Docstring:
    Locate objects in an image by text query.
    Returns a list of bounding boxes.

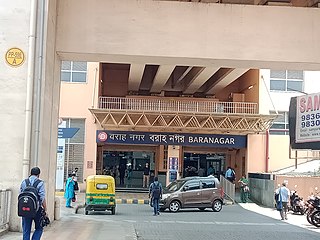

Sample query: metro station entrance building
[2,0,320,230]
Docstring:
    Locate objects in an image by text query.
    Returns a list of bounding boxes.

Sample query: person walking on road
[64,174,75,208]
[276,182,290,220]
[149,177,162,216]
[20,167,47,240]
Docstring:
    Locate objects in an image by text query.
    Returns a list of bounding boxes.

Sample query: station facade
[59,62,320,189]
[1,0,320,230]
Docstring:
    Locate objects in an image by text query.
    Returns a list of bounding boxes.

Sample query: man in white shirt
[276,182,290,220]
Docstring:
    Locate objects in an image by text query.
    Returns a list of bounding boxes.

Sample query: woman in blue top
[64,174,75,208]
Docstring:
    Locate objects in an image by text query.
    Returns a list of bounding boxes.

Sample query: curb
[116,199,149,204]
[56,192,150,204]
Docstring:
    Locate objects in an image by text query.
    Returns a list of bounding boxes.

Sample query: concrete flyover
[56,0,320,70]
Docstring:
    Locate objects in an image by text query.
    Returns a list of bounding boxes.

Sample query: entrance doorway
[102,151,155,188]
[183,153,226,178]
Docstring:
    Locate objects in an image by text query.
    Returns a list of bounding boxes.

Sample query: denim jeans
[153,198,160,215]
[22,208,43,240]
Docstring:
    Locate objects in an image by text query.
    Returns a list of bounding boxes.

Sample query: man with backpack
[148,177,162,216]
[18,167,47,240]
[225,166,236,183]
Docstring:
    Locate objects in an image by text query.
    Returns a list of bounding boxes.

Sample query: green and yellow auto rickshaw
[84,175,116,215]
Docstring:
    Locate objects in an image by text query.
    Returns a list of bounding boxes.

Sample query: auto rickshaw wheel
[111,208,115,215]
[85,210,89,215]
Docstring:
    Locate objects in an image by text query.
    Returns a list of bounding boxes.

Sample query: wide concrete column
[0,0,59,231]
[0,0,32,231]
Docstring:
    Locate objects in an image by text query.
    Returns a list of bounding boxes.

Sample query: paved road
[1,203,320,240]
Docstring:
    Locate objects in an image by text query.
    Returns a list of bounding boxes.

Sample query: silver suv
[160,176,223,213]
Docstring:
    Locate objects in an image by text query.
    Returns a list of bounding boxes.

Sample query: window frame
[184,180,200,191]
[270,70,304,92]
[61,61,88,83]
[201,179,216,189]
[270,111,289,135]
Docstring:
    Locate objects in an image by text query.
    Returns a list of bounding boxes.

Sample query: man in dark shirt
[143,163,150,188]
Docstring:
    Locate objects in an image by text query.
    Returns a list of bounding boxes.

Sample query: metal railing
[220,175,235,203]
[0,189,11,232]
[99,97,258,114]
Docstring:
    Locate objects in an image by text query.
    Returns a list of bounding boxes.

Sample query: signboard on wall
[96,130,247,148]
[296,93,320,143]
[169,157,178,171]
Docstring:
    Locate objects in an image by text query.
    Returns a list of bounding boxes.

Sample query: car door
[201,178,217,207]
[181,180,201,208]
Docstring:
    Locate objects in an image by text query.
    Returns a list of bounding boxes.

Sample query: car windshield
[164,180,185,193]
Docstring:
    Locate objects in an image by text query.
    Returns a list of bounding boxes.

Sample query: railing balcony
[98,97,258,115]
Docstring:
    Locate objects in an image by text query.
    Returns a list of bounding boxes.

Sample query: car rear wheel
[169,200,180,213]
[212,200,222,212]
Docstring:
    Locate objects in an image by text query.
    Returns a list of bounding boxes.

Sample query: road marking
[70,214,287,226]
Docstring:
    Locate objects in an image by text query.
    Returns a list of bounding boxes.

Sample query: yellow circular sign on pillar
[5,47,25,67]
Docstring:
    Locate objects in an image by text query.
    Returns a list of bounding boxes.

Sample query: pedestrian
[225,166,235,183]
[207,165,214,176]
[19,167,47,240]
[119,163,126,185]
[143,162,150,188]
[238,175,249,203]
[126,165,132,188]
[64,174,75,208]
[275,182,290,220]
[197,167,205,177]
[149,177,162,216]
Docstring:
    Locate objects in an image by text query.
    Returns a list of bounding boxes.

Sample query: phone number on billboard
[301,113,320,128]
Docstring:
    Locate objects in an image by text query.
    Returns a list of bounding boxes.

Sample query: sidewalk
[239,202,320,233]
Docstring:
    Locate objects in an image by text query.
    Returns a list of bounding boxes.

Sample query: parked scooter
[306,191,320,226]
[310,209,320,227]
[290,190,306,215]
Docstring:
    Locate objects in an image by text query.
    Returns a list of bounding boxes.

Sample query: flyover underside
[90,109,276,134]
[57,0,320,70]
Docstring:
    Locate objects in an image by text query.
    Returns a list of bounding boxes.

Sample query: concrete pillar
[0,0,59,231]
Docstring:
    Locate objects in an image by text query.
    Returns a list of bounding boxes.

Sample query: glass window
[201,179,215,189]
[270,70,304,92]
[73,62,87,71]
[69,119,86,143]
[61,61,87,83]
[96,183,108,190]
[270,70,286,79]
[287,70,303,80]
[270,111,289,135]
[270,80,286,91]
[185,180,200,191]
[72,72,87,83]
[271,123,285,129]
[63,118,86,182]
[61,61,71,70]
[166,180,185,192]
[61,72,71,82]
[287,81,303,92]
